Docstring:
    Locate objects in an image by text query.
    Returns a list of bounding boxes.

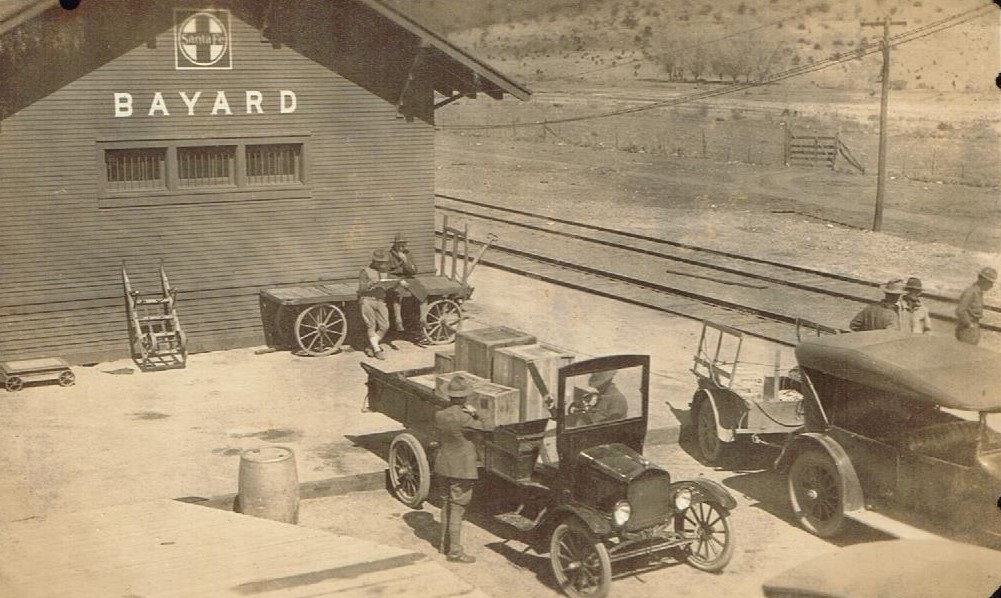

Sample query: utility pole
[862,17,906,232]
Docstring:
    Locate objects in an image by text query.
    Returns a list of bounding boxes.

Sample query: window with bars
[177,145,236,188]
[246,143,303,185]
[105,148,166,191]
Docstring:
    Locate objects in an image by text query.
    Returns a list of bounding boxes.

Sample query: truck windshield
[564,365,643,429]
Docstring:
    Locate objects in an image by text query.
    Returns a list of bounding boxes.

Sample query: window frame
[97,136,310,208]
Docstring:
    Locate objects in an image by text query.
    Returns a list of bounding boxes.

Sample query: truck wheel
[388,433,430,508]
[696,398,725,464]
[788,449,845,537]
[549,520,611,598]
[674,501,735,572]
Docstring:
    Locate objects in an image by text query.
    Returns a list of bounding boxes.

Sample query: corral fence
[784,129,864,173]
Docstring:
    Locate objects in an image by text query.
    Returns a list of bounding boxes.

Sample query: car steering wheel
[568,393,596,415]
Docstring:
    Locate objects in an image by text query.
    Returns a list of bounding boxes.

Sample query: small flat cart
[363,354,738,598]
[260,274,471,356]
[1,358,75,392]
[689,320,805,465]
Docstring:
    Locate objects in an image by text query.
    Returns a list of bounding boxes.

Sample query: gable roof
[0,0,529,121]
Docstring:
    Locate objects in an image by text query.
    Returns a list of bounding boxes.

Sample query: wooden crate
[453,327,536,379]
[434,371,491,399]
[408,373,438,391]
[492,343,575,422]
[434,371,518,431]
[484,420,548,482]
[434,351,454,374]
[467,382,520,431]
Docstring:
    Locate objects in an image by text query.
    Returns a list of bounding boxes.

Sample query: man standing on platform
[849,279,905,332]
[434,375,484,564]
[901,277,932,334]
[955,267,997,345]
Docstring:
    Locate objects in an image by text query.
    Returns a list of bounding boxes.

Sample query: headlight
[674,488,693,511]
[613,500,631,526]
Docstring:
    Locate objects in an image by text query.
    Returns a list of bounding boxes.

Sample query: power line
[438,4,995,131]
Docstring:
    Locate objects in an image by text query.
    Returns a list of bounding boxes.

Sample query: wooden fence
[784,130,864,173]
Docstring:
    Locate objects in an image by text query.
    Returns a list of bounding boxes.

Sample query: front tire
[549,520,612,598]
[788,449,845,538]
[388,433,430,508]
[674,501,735,572]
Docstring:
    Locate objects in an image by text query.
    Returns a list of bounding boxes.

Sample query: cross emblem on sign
[175,10,231,69]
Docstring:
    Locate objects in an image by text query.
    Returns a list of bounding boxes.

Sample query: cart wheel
[58,370,76,387]
[788,449,845,538]
[5,376,23,392]
[696,398,725,465]
[388,433,430,508]
[422,299,462,345]
[294,303,347,356]
[674,501,735,572]
[549,520,612,598]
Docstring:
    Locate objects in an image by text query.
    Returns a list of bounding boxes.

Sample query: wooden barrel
[237,446,299,524]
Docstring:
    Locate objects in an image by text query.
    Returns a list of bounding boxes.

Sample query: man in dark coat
[956,266,997,345]
[434,375,484,563]
[587,370,628,423]
[849,278,904,332]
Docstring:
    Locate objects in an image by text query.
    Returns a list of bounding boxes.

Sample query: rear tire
[788,449,845,538]
[388,433,430,508]
[696,398,725,464]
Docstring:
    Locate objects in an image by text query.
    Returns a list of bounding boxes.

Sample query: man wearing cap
[358,249,407,359]
[849,278,905,332]
[434,375,484,564]
[955,267,997,345]
[586,370,628,424]
[386,233,423,337]
[901,277,932,334]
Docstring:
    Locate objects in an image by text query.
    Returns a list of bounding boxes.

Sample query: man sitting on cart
[359,249,408,360]
[386,233,429,344]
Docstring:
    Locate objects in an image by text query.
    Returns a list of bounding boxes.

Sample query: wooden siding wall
[0,14,436,364]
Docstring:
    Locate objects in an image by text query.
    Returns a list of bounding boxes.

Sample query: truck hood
[577,443,664,482]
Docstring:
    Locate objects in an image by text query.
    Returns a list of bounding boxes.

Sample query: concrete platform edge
[183,424,683,510]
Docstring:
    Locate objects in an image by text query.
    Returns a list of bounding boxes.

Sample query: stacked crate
[434,351,454,374]
[453,327,536,379]
[434,371,519,431]
[492,343,575,422]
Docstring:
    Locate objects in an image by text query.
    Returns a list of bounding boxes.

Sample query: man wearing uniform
[358,249,407,360]
[955,267,997,345]
[386,233,424,339]
[434,375,484,564]
[901,277,932,334]
[849,278,905,332]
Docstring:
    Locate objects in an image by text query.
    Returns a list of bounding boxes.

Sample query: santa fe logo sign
[175,9,232,70]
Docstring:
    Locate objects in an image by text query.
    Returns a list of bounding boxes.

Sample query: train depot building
[0,0,528,364]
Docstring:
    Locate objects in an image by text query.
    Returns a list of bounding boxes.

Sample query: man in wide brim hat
[850,278,905,332]
[357,249,405,359]
[386,232,420,336]
[956,267,997,345]
[901,277,932,334]
[433,375,484,564]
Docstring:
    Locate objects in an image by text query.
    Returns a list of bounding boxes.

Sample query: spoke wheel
[5,376,23,392]
[549,521,611,598]
[788,450,845,538]
[422,299,462,345]
[388,433,430,508]
[58,370,76,387]
[674,501,735,572]
[294,304,347,356]
[696,398,725,465]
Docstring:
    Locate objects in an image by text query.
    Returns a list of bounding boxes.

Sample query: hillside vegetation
[392,0,996,92]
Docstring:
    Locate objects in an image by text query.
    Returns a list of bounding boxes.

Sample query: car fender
[670,478,737,511]
[774,433,865,513]
[545,504,613,539]
[693,389,735,443]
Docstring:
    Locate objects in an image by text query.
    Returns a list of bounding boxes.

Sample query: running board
[845,510,940,540]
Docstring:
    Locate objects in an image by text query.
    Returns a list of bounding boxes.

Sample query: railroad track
[434,193,1000,348]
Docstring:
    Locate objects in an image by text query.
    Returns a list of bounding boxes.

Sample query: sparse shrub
[731,108,744,120]
[797,22,806,30]
[813,43,822,50]
[936,121,954,131]
[890,80,907,91]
